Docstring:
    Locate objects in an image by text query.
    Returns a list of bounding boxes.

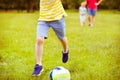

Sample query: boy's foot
[62,51,69,63]
[88,23,91,26]
[32,64,43,76]
[88,23,93,27]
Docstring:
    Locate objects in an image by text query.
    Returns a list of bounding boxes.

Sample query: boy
[86,0,102,26]
[32,0,69,76]
[79,1,87,26]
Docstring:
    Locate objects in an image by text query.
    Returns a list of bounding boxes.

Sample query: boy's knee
[36,37,44,45]
[60,37,67,42]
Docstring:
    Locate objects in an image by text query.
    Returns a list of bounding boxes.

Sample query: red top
[86,0,100,9]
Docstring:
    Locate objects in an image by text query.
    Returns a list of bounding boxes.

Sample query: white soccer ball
[49,66,70,80]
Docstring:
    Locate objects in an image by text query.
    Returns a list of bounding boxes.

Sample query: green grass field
[0,10,120,80]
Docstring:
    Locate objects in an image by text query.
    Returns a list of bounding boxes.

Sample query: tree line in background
[0,0,120,12]
[0,0,39,12]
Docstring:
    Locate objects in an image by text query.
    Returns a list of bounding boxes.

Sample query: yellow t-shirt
[39,0,67,21]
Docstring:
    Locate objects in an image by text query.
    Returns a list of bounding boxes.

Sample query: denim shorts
[37,17,66,39]
[88,8,97,16]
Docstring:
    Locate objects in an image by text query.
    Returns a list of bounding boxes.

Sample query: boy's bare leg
[91,16,95,26]
[36,37,44,65]
[32,36,44,76]
[88,15,91,26]
[60,37,69,63]
[81,22,84,26]
[60,37,68,52]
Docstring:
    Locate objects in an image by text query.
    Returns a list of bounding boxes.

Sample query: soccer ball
[49,66,70,80]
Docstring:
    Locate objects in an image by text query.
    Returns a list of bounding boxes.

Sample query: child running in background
[79,1,87,26]
[86,0,102,26]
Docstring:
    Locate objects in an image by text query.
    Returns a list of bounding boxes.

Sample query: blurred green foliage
[0,0,120,12]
